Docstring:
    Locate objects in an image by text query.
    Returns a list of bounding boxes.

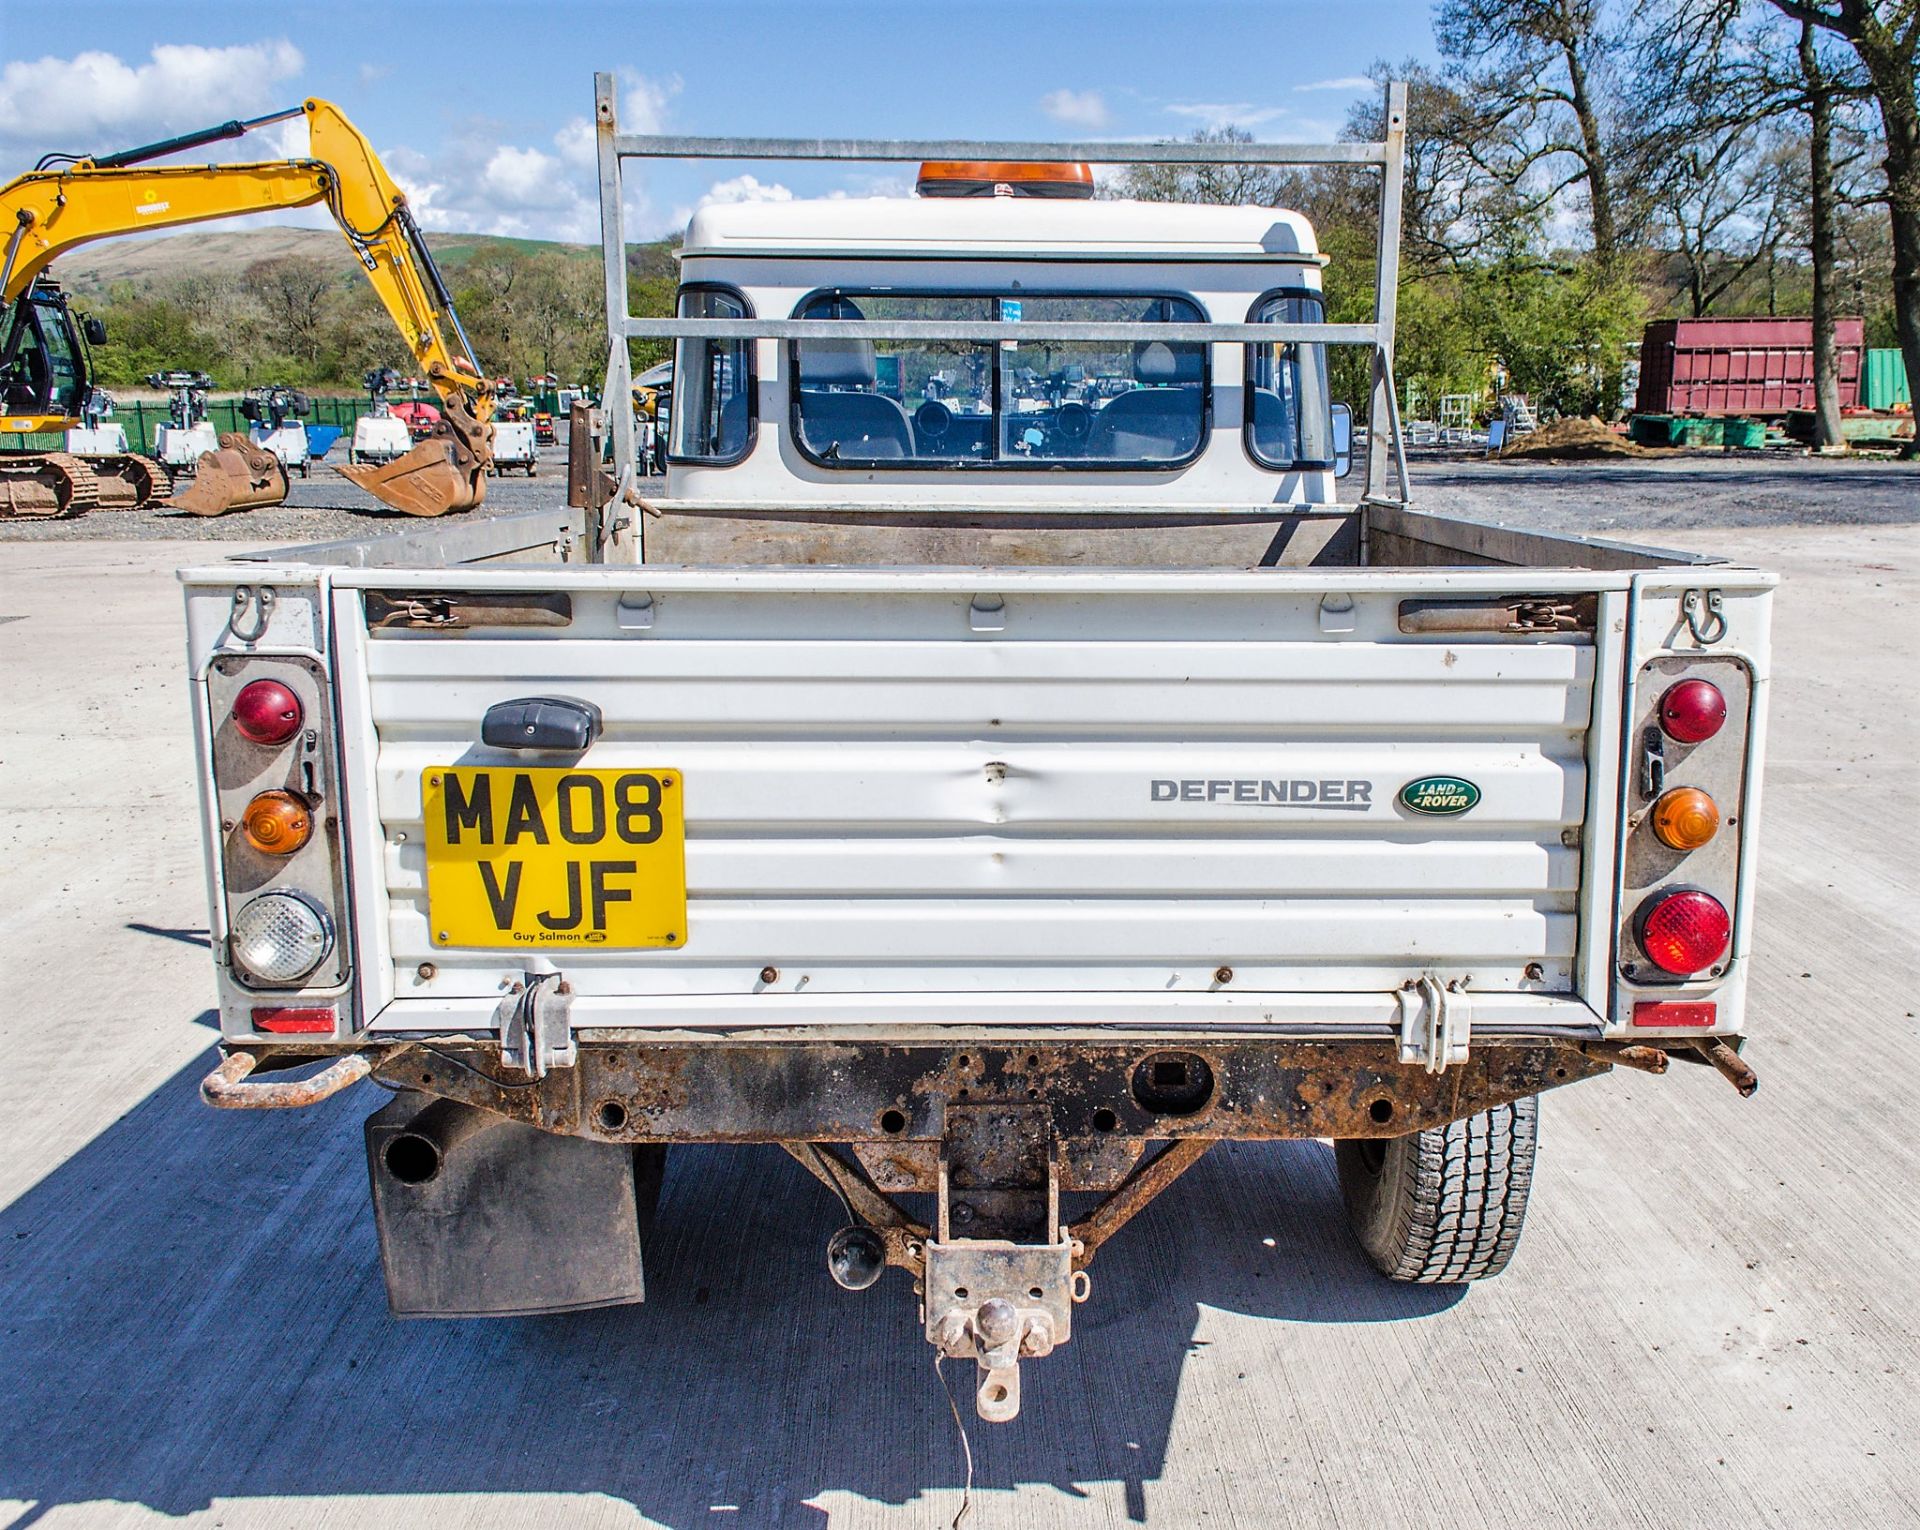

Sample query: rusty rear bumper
[207,1036,1630,1178]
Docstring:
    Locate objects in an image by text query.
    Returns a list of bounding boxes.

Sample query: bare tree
[1112,126,1304,207]
[1800,21,1851,447]
[1765,0,1920,454]
[522,252,601,380]
[1342,61,1536,276]
[1435,0,1647,262]
[241,256,338,368]
[1653,123,1801,315]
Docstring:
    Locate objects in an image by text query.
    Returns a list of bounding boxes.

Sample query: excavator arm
[1,100,494,516]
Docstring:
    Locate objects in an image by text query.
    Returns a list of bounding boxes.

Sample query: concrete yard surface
[1,513,1918,1528]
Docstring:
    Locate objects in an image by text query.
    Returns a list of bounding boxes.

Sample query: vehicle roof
[680,196,1321,261]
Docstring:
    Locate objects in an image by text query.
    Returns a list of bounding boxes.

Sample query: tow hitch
[921,1109,1084,1422]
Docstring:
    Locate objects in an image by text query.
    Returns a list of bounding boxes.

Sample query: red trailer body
[1635,317,1865,416]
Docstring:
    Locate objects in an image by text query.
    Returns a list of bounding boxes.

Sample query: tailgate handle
[482,696,603,752]
[366,591,572,629]
[1398,595,1596,634]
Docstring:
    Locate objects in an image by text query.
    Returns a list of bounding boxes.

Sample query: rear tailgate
[325,567,1630,1036]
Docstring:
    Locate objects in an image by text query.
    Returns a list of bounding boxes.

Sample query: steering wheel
[914,398,953,444]
[1053,400,1091,446]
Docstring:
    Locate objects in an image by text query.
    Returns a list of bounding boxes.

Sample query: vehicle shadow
[0,1050,1462,1527]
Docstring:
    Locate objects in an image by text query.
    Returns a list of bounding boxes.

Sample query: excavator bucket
[163,434,290,516]
[334,433,489,517]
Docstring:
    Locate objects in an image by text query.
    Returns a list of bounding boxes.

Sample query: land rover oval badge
[1399,775,1481,816]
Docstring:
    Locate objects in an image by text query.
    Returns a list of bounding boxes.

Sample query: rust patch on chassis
[347,1038,1609,1190]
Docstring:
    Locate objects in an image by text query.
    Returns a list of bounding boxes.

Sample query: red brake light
[1658,679,1726,744]
[231,678,303,745]
[1636,888,1731,976]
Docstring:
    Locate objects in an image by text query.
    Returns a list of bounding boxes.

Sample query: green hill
[50,227,606,295]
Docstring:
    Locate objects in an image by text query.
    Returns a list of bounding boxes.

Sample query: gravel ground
[0,440,580,543]
[1416,453,1920,534]
[1,443,1913,545]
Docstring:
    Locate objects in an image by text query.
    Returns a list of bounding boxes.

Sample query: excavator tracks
[0,452,170,517]
[0,453,103,518]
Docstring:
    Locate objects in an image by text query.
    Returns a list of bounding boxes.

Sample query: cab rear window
[791,292,1208,470]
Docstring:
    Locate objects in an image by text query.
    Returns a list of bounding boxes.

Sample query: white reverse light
[230,890,334,985]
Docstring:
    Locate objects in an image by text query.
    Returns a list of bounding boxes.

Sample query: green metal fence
[1,395,387,454]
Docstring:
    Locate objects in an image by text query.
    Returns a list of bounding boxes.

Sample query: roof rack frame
[592,72,1408,513]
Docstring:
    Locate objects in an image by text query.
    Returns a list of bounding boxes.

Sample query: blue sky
[1,1,1440,243]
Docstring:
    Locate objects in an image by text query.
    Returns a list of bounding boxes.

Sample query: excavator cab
[0,283,89,418]
[0,285,166,517]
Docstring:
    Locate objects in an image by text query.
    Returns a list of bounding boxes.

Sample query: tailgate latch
[497,969,575,1077]
[1398,974,1472,1073]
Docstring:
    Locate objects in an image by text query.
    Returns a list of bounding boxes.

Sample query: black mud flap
[366,1092,647,1317]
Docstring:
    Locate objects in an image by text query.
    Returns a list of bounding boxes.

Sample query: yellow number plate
[422,767,685,949]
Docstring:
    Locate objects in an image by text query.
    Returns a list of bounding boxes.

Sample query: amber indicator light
[239,790,313,856]
[916,161,1096,198]
[1650,786,1721,851]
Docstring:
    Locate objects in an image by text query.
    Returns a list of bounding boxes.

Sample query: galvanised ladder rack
[590,71,1410,515]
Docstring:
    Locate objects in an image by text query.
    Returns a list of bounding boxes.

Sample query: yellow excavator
[0,99,493,517]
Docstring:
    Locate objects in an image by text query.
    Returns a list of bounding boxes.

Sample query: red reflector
[1636,888,1732,976]
[231,678,304,745]
[251,1006,336,1034]
[1632,1000,1717,1028]
[1658,678,1726,744]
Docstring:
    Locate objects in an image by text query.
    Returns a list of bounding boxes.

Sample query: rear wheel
[1334,1096,1538,1282]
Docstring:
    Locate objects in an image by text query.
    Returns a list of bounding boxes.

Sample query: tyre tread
[1340,1096,1538,1284]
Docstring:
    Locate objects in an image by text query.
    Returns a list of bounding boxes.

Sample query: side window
[1246,291,1332,469]
[670,287,754,463]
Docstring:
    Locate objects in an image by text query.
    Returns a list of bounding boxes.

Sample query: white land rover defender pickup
[185,78,1771,1423]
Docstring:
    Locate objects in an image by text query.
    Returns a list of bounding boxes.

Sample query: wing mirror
[83,317,108,345]
[1331,402,1353,479]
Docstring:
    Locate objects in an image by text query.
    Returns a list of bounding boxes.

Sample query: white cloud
[0,42,681,246]
[397,130,603,240]
[1164,102,1291,131]
[613,70,681,135]
[1041,89,1111,129]
[826,171,915,200]
[0,41,303,152]
[1295,76,1374,93]
[480,145,581,211]
[387,72,678,242]
[668,174,795,231]
[700,174,793,207]
[553,117,597,169]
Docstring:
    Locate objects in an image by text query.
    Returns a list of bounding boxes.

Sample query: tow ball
[923,1230,1085,1422]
